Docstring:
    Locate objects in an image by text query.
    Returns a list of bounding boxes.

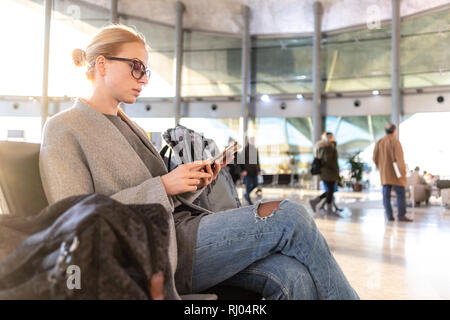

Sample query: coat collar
[73,98,162,160]
[72,98,210,214]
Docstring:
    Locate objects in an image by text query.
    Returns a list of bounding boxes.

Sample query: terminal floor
[237,186,450,300]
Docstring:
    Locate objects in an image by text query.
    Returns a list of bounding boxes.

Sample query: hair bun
[72,48,87,67]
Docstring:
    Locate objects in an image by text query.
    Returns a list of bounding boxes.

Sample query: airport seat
[437,180,450,207]
[261,174,275,185]
[0,141,260,300]
[409,184,429,206]
[277,174,291,186]
[437,180,450,190]
[0,141,48,216]
[292,174,299,186]
[441,189,450,207]
[390,184,429,207]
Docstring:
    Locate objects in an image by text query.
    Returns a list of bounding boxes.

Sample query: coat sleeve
[373,141,379,168]
[394,140,407,177]
[176,185,206,203]
[110,177,175,213]
[39,120,95,205]
[335,148,340,172]
[39,119,175,213]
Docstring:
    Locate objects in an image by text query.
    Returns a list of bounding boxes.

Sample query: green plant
[348,151,364,182]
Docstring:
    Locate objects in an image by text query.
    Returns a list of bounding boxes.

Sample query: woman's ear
[94,55,107,77]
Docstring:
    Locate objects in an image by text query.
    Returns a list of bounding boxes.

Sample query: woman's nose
[139,75,149,86]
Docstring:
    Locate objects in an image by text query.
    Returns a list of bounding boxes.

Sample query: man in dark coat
[240,137,261,205]
[226,138,242,186]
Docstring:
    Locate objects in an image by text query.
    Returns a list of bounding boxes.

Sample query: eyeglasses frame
[103,56,151,80]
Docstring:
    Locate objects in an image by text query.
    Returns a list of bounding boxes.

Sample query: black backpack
[310,157,322,175]
[160,125,242,212]
[0,194,179,299]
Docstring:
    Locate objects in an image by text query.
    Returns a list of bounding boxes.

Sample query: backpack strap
[160,144,169,158]
[190,139,195,162]
[160,145,173,172]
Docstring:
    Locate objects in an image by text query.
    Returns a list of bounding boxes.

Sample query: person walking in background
[240,137,261,205]
[318,141,344,213]
[373,123,413,222]
[226,137,242,186]
[309,132,340,216]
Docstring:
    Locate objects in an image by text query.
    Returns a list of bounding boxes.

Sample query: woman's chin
[122,96,137,104]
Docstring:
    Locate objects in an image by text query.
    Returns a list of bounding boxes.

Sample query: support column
[241,5,250,146]
[312,1,323,144]
[111,0,119,24]
[174,1,185,126]
[312,2,323,191]
[391,0,401,136]
[41,0,52,131]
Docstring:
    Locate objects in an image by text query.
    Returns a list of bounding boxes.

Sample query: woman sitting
[39,24,359,300]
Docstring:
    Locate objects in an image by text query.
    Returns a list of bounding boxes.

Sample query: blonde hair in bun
[71,24,148,81]
[72,48,87,67]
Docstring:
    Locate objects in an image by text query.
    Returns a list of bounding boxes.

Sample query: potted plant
[348,151,364,192]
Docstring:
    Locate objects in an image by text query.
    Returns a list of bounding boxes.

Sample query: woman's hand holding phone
[161,144,237,195]
[197,155,233,188]
[161,160,213,195]
[197,161,219,188]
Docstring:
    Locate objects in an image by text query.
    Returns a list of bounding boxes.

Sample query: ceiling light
[261,94,271,103]
[372,90,380,95]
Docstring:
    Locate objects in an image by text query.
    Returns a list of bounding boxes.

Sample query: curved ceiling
[85,0,450,34]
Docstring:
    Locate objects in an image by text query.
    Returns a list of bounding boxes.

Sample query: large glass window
[252,37,313,95]
[399,112,450,179]
[179,118,241,151]
[0,0,44,96]
[252,117,313,176]
[401,8,450,88]
[182,32,242,97]
[322,26,392,92]
[49,0,110,98]
[0,116,42,143]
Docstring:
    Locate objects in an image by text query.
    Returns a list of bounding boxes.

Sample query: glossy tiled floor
[238,186,450,300]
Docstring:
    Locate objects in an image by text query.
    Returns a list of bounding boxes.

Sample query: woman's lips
[132,89,141,96]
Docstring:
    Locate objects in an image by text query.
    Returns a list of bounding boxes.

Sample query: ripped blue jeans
[191,199,359,300]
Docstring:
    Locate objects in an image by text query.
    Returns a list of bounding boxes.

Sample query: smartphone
[205,141,242,170]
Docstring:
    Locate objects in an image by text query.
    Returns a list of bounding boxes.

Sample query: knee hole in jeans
[257,201,281,218]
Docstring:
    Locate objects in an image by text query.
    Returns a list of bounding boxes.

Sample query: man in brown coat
[373,123,413,222]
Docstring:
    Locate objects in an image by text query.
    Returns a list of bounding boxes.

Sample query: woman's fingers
[186,160,210,170]
[205,163,213,176]
[185,178,201,186]
[149,272,164,300]
[189,170,212,179]
[213,160,221,177]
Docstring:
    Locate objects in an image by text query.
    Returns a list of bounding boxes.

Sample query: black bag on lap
[0,194,178,299]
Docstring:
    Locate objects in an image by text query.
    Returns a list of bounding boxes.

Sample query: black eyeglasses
[104,56,151,80]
